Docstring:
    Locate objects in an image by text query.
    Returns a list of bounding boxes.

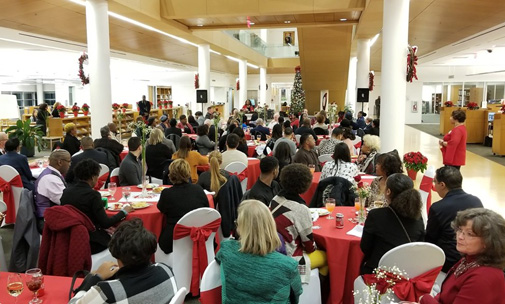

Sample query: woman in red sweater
[440,110,467,170]
[420,208,505,304]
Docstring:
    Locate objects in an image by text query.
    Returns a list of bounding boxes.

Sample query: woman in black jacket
[232,127,249,156]
[36,103,50,136]
[61,123,81,156]
[146,128,172,179]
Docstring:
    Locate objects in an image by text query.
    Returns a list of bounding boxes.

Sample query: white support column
[259,67,267,106]
[356,39,370,113]
[86,0,113,139]
[239,60,248,108]
[36,80,44,105]
[380,0,409,154]
[198,44,211,91]
[346,57,357,112]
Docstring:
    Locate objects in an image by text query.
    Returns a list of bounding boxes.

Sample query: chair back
[0,200,7,213]
[173,208,221,296]
[110,167,120,185]
[419,165,435,227]
[313,127,328,136]
[295,134,301,144]
[318,154,333,163]
[379,242,445,278]
[0,165,23,224]
[167,134,181,150]
[169,287,188,304]
[94,163,110,190]
[200,260,222,304]
[224,162,247,193]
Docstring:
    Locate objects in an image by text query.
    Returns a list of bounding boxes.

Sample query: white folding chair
[0,165,23,225]
[299,268,322,304]
[353,242,445,303]
[155,208,221,296]
[91,249,114,272]
[0,200,7,271]
[295,134,302,144]
[169,287,187,304]
[200,260,222,304]
[110,167,120,185]
[225,162,247,193]
[96,163,109,190]
[419,165,435,228]
[318,154,333,163]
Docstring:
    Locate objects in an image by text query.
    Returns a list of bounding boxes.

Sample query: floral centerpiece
[56,105,66,118]
[162,100,169,109]
[444,101,453,107]
[212,111,221,149]
[328,103,338,127]
[352,175,370,224]
[81,103,90,115]
[72,105,80,117]
[354,266,408,304]
[128,120,152,197]
[168,100,173,109]
[403,151,428,180]
[122,103,129,113]
[112,103,120,112]
[466,102,478,110]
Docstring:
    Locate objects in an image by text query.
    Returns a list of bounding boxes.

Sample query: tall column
[380,0,409,154]
[346,57,357,112]
[356,39,370,113]
[259,67,267,106]
[86,0,113,139]
[198,44,211,91]
[36,80,44,105]
[239,60,248,107]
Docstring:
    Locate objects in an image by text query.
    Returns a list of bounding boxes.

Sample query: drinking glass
[354,197,362,212]
[256,134,262,142]
[25,268,43,304]
[325,198,336,219]
[7,273,23,303]
[108,182,117,201]
[37,159,44,168]
[308,164,315,174]
[122,187,131,204]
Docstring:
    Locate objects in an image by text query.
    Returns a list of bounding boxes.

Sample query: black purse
[68,270,90,300]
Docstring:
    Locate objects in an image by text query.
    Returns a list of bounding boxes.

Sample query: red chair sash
[94,172,109,190]
[228,168,248,182]
[110,176,119,185]
[0,175,23,224]
[173,218,221,296]
[420,174,434,213]
[200,287,222,304]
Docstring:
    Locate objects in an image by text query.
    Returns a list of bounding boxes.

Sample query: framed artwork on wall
[283,31,295,46]
[412,100,418,113]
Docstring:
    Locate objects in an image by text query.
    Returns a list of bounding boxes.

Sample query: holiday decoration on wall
[406,45,418,82]
[369,71,375,91]
[236,80,240,91]
[290,66,306,116]
[78,52,89,85]
[194,73,199,89]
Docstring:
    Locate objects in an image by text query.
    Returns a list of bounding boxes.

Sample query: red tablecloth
[105,186,214,238]
[312,206,363,304]
[247,144,256,157]
[120,148,128,161]
[197,158,260,190]
[0,272,82,302]
[182,133,198,140]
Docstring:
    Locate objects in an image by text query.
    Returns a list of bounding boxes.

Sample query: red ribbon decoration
[173,218,221,296]
[94,172,109,190]
[227,168,248,182]
[363,266,442,302]
[0,175,23,224]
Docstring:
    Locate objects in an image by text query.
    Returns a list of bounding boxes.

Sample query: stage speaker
[196,90,208,103]
[357,88,370,103]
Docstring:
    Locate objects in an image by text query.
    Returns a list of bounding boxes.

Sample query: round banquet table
[316,135,329,145]
[312,206,364,304]
[182,133,198,140]
[104,186,214,238]
[0,272,82,302]
[196,158,260,190]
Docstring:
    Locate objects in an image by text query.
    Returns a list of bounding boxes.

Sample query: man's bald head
[108,122,117,133]
[80,136,94,150]
[49,149,71,175]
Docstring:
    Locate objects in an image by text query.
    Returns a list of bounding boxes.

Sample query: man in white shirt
[267,113,280,129]
[34,149,71,233]
[0,132,7,155]
[221,133,248,169]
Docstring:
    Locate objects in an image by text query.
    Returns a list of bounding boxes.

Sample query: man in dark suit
[250,118,271,141]
[0,132,7,155]
[164,118,182,137]
[137,95,151,120]
[425,166,483,273]
[119,137,142,186]
[294,118,317,142]
[0,138,35,191]
[94,125,124,168]
[66,136,108,184]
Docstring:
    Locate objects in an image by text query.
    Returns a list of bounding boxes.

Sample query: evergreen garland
[290,66,305,116]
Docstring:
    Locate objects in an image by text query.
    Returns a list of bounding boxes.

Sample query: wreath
[369,71,374,91]
[406,45,418,82]
[194,73,199,89]
[78,53,89,85]
[236,80,240,91]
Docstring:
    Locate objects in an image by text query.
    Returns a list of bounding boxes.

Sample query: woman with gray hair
[356,134,381,174]
[420,208,505,304]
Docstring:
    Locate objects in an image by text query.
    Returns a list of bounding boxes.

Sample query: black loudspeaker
[196,90,208,103]
[357,88,370,103]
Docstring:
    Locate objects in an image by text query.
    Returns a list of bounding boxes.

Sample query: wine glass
[325,198,336,220]
[7,273,24,303]
[108,182,117,201]
[25,268,43,304]
[308,164,315,174]
[37,159,44,168]
[256,134,262,142]
[122,187,131,204]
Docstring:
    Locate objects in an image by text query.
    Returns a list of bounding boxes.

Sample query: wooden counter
[46,116,91,138]
[492,113,505,156]
[462,108,487,144]
[439,107,455,135]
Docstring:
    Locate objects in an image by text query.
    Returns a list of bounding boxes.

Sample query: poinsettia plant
[162,100,169,106]
[122,103,129,109]
[444,101,453,107]
[403,151,428,173]
[71,105,80,112]
[466,102,478,110]
[57,105,66,113]
[81,103,90,112]
[112,103,121,110]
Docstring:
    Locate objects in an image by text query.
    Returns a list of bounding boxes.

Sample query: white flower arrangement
[353,265,408,304]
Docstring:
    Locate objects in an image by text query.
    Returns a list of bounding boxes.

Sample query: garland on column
[406,45,418,82]
[194,73,199,89]
[290,66,305,116]
[236,80,240,91]
[78,52,89,85]
[369,71,375,91]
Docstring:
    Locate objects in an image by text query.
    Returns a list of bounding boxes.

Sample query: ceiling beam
[189,20,358,31]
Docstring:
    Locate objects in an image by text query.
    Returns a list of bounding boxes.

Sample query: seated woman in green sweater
[216,200,302,304]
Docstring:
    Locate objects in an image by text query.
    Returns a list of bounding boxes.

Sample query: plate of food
[131,202,151,210]
[309,208,330,216]
[107,202,123,212]
[153,186,166,194]
[99,191,111,197]
[136,183,159,189]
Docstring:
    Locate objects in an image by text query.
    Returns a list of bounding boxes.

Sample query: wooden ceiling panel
[293,14,315,23]
[313,13,335,22]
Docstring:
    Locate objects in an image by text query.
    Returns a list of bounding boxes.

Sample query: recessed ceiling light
[284,20,291,24]
[340,18,347,21]
[249,22,255,25]
[197,24,203,27]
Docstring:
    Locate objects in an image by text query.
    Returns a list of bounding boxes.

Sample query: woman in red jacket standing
[440,110,467,170]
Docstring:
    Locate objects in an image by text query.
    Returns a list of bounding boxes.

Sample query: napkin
[204,190,215,196]
[311,211,319,222]
[346,224,364,238]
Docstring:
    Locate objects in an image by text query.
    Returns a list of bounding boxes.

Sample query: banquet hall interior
[0,0,505,303]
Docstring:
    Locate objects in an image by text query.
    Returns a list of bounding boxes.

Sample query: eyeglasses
[456,228,478,238]
[61,159,71,163]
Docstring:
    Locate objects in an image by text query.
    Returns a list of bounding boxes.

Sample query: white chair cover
[169,287,187,304]
[299,268,322,304]
[98,163,109,190]
[0,165,23,225]
[200,259,221,293]
[318,154,333,163]
[295,134,301,144]
[110,167,120,184]
[224,162,247,193]
[419,165,435,227]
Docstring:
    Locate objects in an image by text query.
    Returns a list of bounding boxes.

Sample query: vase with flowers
[112,103,120,113]
[81,103,90,116]
[162,100,168,109]
[57,105,66,118]
[403,151,428,180]
[353,175,370,224]
[168,100,173,109]
[444,101,453,107]
[466,102,478,110]
[72,105,80,117]
[353,265,408,304]
[128,120,151,198]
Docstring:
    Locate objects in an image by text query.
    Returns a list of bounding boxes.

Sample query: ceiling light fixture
[225,55,241,62]
[197,24,203,27]
[284,21,291,24]
[369,33,380,47]
[340,18,347,21]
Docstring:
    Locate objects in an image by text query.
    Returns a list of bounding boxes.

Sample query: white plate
[136,183,159,189]
[309,208,330,216]
[107,203,123,212]
[99,191,111,197]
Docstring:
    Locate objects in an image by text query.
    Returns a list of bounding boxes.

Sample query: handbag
[68,270,90,300]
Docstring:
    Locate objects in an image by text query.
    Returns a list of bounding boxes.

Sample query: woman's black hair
[197,124,209,136]
[332,142,351,162]
[342,127,355,140]
[274,141,292,164]
[377,151,403,176]
[74,159,101,181]
[272,124,283,140]
[188,115,197,124]
[387,173,422,219]
[232,127,246,144]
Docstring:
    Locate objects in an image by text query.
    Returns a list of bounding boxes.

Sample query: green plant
[403,151,428,173]
[5,119,45,152]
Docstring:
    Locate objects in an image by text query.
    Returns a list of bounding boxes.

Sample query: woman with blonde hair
[197,150,229,194]
[172,136,208,183]
[61,122,81,155]
[146,128,172,179]
[157,159,209,254]
[216,200,302,303]
[51,101,62,118]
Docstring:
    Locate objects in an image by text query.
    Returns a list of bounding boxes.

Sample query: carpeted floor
[407,124,505,167]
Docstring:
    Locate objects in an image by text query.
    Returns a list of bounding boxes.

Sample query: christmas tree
[290,66,305,116]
